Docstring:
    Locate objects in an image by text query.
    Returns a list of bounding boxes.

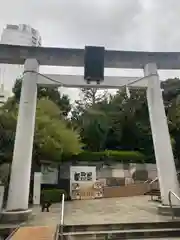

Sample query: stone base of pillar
[0,209,32,223]
[158,204,180,216]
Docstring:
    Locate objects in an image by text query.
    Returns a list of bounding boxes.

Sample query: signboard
[70,166,96,199]
[70,166,96,182]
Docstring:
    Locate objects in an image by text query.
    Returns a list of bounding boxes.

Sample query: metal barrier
[168,190,180,220]
[149,177,158,185]
[146,170,180,185]
[60,193,65,240]
[144,179,150,183]
[54,224,60,240]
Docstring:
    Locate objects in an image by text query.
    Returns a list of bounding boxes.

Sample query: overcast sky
[1,0,180,101]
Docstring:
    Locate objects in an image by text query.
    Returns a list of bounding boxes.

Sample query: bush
[64,150,146,164]
[41,189,67,203]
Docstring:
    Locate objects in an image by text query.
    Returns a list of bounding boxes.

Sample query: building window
[31,28,37,35]
[32,36,37,44]
[32,41,37,45]
[32,35,37,40]
[6,24,18,30]
[22,24,27,31]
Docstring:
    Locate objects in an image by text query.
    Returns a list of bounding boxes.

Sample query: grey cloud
[0,0,143,48]
[1,0,180,50]
[135,0,180,51]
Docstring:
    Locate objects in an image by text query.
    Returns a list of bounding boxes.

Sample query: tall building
[0,24,42,100]
[0,84,10,107]
[1,24,41,46]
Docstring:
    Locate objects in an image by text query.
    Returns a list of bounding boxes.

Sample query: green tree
[161,78,180,164]
[71,88,108,123]
[71,88,109,151]
[34,98,81,165]
[71,87,154,157]
[161,78,180,107]
[0,98,82,169]
[80,109,109,151]
[0,108,17,163]
[12,78,71,116]
[104,88,153,155]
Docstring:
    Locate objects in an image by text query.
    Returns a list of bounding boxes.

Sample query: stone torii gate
[0,44,180,213]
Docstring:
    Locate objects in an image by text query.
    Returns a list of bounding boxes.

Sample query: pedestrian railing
[59,193,65,240]
[168,190,180,220]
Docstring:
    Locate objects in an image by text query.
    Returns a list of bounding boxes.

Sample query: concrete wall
[103,183,149,198]
[41,165,58,184]
[43,162,157,184]
[59,163,71,179]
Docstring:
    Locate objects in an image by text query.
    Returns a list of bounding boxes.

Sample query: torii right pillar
[144,63,180,206]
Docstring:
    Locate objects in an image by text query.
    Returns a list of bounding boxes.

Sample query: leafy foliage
[0,79,82,168]
[13,78,71,116]
[0,109,17,163]
[66,150,146,163]
[34,99,82,164]
[2,76,180,168]
[71,81,180,164]
[41,189,67,203]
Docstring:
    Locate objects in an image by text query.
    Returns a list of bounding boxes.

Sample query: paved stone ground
[28,196,174,226]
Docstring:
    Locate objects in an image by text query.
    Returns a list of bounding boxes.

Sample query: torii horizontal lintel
[37,74,149,89]
[0,44,180,69]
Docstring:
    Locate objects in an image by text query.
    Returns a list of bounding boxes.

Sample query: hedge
[41,189,67,203]
[63,150,146,163]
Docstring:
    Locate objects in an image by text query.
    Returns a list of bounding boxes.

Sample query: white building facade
[0,24,42,96]
[1,24,41,46]
[0,84,10,107]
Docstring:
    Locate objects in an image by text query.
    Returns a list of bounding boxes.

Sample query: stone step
[63,221,180,233]
[11,226,56,240]
[61,228,180,239]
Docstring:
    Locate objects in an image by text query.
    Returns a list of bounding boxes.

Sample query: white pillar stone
[0,185,5,210]
[6,59,39,211]
[144,63,180,205]
[33,172,41,205]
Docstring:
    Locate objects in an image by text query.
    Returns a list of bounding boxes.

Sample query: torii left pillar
[6,59,39,211]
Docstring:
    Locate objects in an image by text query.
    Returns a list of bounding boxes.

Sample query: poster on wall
[70,166,96,200]
[70,166,96,182]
